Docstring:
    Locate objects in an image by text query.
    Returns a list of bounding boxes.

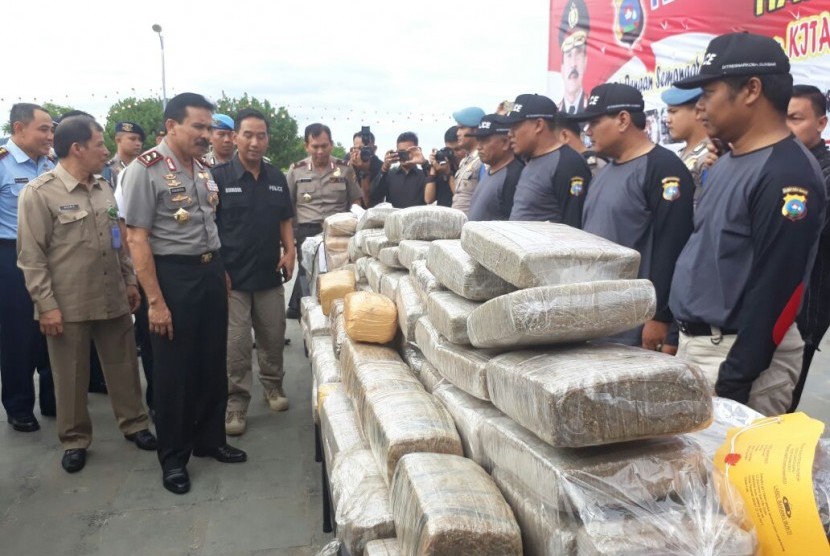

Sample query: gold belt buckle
[200,253,213,264]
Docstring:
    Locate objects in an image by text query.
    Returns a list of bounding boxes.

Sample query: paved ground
[0,286,333,556]
[2,295,830,555]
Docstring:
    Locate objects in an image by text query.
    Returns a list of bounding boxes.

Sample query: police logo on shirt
[269,185,284,193]
[661,177,681,201]
[782,187,809,222]
[569,176,585,196]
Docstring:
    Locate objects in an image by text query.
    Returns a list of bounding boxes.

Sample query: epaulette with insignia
[200,156,213,168]
[138,150,163,167]
[28,171,56,189]
[292,160,307,169]
[0,147,8,160]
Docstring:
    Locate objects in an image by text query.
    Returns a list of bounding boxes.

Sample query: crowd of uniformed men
[1,31,829,495]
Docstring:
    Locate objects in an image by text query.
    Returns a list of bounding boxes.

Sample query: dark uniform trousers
[134,286,154,409]
[152,256,228,471]
[0,242,55,418]
[288,222,323,315]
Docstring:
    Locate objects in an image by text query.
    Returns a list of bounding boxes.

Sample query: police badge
[614,0,645,48]
[781,187,809,222]
[570,176,585,196]
[661,177,681,201]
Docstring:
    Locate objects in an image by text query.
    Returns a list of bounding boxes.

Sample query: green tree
[213,93,305,169]
[103,97,164,153]
[1,102,76,135]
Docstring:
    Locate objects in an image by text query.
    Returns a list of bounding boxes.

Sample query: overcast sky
[3,0,550,154]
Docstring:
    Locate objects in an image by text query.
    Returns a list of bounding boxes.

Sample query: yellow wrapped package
[318,270,356,316]
[344,291,398,344]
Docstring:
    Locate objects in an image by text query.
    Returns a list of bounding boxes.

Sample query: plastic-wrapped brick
[361,387,463,484]
[365,233,397,259]
[323,212,358,237]
[379,270,407,301]
[340,337,403,388]
[418,360,446,394]
[348,236,367,262]
[301,234,324,275]
[317,269,356,316]
[355,228,387,252]
[354,256,370,283]
[486,344,712,447]
[331,313,347,360]
[301,297,330,337]
[460,221,641,288]
[384,205,468,242]
[400,342,427,378]
[414,317,501,400]
[467,280,656,349]
[344,291,398,345]
[364,538,401,555]
[311,336,340,386]
[390,453,522,556]
[325,236,351,271]
[426,239,516,301]
[343,360,422,426]
[409,260,446,304]
[320,388,367,473]
[366,259,395,294]
[394,277,426,342]
[378,246,405,269]
[397,240,431,270]
[358,205,398,231]
[426,290,480,345]
[432,384,503,469]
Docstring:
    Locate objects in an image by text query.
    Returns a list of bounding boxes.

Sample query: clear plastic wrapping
[331,313,347,360]
[325,236,351,271]
[340,337,403,390]
[365,233,397,259]
[349,235,367,262]
[355,228,387,252]
[301,234,324,275]
[460,221,641,289]
[395,277,426,342]
[357,205,399,231]
[344,291,398,344]
[366,259,395,294]
[467,279,657,349]
[384,205,468,242]
[311,336,341,386]
[414,317,501,400]
[343,360,422,427]
[399,342,427,378]
[397,240,431,270]
[389,453,522,556]
[409,260,446,304]
[354,256,370,283]
[363,538,401,555]
[426,240,516,301]
[323,212,358,237]
[330,448,397,556]
[361,387,463,484]
[432,384,503,468]
[426,290,481,345]
[379,270,407,301]
[317,269,356,316]
[320,388,367,473]
[487,343,712,447]
[418,360,446,394]
[312,377,319,424]
[378,246,405,269]
[301,297,331,338]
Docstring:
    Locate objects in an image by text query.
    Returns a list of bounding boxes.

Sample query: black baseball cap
[469,114,510,138]
[674,32,790,89]
[494,94,558,125]
[561,83,644,122]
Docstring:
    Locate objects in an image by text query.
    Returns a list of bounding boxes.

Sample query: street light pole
[152,24,168,109]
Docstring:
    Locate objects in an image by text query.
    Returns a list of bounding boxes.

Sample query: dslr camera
[434,147,455,165]
[359,126,374,162]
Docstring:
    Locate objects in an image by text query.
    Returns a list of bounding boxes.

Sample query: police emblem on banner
[661,177,680,201]
[781,187,809,221]
[570,176,585,196]
[614,0,645,48]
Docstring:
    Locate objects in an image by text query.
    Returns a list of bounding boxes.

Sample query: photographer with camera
[369,132,428,208]
[349,126,382,207]
[425,126,466,207]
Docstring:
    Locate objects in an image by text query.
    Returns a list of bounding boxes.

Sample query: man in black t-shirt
[468,114,523,221]
[370,132,429,208]
[214,109,296,435]
[425,126,466,207]
[566,83,695,352]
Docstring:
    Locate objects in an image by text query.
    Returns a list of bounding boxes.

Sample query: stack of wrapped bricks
[301,209,830,556]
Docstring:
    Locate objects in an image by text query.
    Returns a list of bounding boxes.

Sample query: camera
[359,126,374,162]
[434,147,454,164]
[397,150,410,163]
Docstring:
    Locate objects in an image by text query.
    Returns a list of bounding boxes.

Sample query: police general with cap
[286,123,361,318]
[122,92,247,495]
[669,33,826,416]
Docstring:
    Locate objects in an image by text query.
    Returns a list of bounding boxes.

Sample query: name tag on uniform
[169,186,186,194]
[14,178,28,184]
[225,187,243,193]
[268,185,284,193]
[297,178,313,183]
[206,180,219,192]
[59,204,80,211]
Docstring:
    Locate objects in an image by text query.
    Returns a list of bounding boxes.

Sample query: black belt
[677,320,738,337]
[154,251,219,265]
[0,238,15,247]
[296,222,322,231]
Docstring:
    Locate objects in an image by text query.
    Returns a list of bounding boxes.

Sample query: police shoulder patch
[569,176,585,196]
[292,159,307,169]
[0,147,8,160]
[27,171,56,190]
[782,186,809,222]
[137,150,163,167]
[661,177,681,201]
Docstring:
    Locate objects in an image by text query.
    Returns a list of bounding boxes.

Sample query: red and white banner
[547,0,830,143]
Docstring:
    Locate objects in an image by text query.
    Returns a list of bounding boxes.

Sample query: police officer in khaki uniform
[203,114,234,167]
[122,93,246,495]
[17,115,155,474]
[446,107,484,215]
[103,121,145,188]
[285,123,361,318]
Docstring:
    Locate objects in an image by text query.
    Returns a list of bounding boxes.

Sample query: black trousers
[152,257,228,471]
[0,242,55,418]
[789,342,817,412]
[134,287,154,409]
[288,223,322,314]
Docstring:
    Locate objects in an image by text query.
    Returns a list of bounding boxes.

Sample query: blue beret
[452,106,486,127]
[661,87,703,107]
[212,114,234,131]
[115,121,145,140]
